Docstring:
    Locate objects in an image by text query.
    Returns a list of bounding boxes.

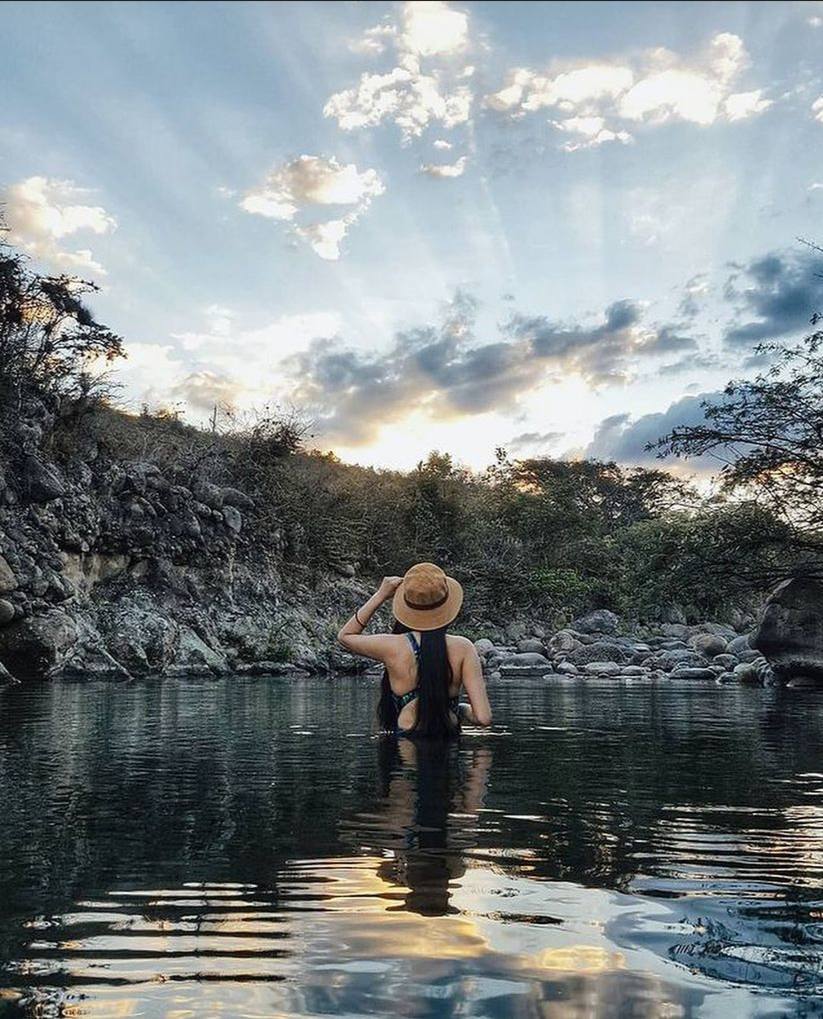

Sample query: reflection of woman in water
[337,565,492,737]
[369,738,493,916]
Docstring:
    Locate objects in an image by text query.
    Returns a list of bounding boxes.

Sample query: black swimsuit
[392,632,460,735]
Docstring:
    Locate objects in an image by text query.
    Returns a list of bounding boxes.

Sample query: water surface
[0,676,821,1017]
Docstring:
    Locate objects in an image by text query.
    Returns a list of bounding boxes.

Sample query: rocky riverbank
[472,609,778,686]
[0,392,376,684]
[1,391,821,688]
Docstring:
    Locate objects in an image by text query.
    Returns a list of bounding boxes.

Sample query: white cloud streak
[239,155,384,260]
[2,176,116,275]
[420,155,467,178]
[485,32,771,149]
[324,1,473,142]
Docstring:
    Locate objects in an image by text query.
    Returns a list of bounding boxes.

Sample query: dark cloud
[285,292,699,445]
[678,273,709,319]
[657,351,722,377]
[583,391,723,468]
[723,250,821,348]
[507,430,565,453]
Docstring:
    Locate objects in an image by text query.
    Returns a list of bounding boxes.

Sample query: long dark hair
[377,620,457,738]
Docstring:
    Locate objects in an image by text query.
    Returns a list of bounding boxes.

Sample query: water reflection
[341,739,493,916]
[1,677,822,1016]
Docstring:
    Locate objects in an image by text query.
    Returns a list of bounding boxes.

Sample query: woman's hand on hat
[378,576,403,600]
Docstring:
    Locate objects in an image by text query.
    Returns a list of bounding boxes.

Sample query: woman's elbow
[336,630,351,649]
[475,707,493,727]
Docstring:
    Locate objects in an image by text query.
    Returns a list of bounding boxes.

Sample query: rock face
[754,577,823,680]
[571,609,619,635]
[0,610,78,681]
[0,392,372,683]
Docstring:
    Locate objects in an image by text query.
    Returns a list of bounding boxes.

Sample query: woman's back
[387,631,470,733]
[336,569,492,736]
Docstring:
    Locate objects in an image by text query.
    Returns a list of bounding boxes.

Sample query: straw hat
[392,562,464,631]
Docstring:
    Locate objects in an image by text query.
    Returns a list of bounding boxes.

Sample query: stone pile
[475,609,778,686]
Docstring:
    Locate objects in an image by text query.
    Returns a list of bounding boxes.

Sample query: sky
[2,0,822,472]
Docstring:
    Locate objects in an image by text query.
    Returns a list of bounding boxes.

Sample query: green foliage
[653,312,823,575]
[0,228,124,403]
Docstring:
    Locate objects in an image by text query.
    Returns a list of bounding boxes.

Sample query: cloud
[485,32,770,150]
[507,429,565,453]
[433,138,453,150]
[401,0,468,57]
[583,391,722,466]
[723,89,772,121]
[171,370,244,412]
[348,23,396,57]
[722,250,821,347]
[813,96,823,123]
[551,115,632,151]
[324,1,473,142]
[239,155,384,259]
[118,307,342,419]
[2,176,116,274]
[679,273,710,318]
[503,298,697,385]
[420,155,467,177]
[280,291,699,445]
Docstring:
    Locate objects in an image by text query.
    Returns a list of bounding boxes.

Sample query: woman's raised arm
[337,576,402,662]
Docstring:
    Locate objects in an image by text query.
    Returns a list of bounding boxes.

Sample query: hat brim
[392,576,464,632]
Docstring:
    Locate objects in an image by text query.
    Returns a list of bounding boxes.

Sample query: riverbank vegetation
[1,229,820,629]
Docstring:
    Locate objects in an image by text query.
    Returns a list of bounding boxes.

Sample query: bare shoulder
[446,634,478,656]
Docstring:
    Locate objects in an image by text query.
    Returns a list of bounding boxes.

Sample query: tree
[652,317,823,577]
[0,225,124,404]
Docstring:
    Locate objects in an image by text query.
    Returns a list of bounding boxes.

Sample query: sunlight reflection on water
[0,676,821,1017]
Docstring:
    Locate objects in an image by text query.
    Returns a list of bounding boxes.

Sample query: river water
[0,676,821,1017]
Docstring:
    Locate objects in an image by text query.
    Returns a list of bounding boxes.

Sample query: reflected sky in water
[0,676,821,1017]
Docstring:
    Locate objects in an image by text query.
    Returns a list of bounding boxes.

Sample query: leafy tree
[653,317,823,577]
[0,226,124,404]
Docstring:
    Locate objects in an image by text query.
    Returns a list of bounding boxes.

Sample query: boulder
[24,455,65,502]
[568,640,629,666]
[549,629,581,654]
[0,610,78,681]
[556,661,579,675]
[726,634,753,656]
[734,661,763,685]
[221,487,254,510]
[571,609,619,635]
[168,626,230,676]
[660,623,690,639]
[584,661,621,676]
[0,599,14,625]
[670,666,717,681]
[690,633,727,657]
[505,620,529,642]
[517,637,546,655]
[221,505,243,533]
[754,577,823,681]
[712,653,739,670]
[193,481,224,510]
[648,649,708,672]
[497,651,552,670]
[0,555,17,593]
[474,638,496,657]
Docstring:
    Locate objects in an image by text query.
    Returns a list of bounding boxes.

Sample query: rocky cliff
[0,393,369,683]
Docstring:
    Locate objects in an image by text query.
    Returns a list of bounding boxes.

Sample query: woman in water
[337,563,492,737]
